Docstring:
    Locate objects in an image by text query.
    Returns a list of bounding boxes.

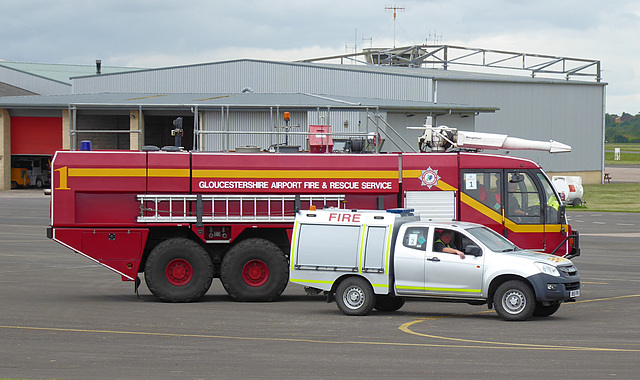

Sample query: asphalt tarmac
[0,190,638,379]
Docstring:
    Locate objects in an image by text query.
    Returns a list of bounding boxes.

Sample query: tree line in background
[606,113,640,143]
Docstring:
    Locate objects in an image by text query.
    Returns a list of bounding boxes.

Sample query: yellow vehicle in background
[11,168,30,188]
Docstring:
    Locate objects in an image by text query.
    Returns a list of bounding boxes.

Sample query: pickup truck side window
[433,228,462,253]
[403,227,429,251]
[459,233,475,252]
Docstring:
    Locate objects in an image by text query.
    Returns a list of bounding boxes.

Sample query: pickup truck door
[394,226,430,296]
[423,229,485,298]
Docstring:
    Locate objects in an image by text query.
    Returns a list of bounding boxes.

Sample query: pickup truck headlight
[535,262,560,277]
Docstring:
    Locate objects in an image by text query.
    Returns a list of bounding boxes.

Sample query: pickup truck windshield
[467,226,520,252]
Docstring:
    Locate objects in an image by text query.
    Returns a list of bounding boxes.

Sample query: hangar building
[0,45,606,190]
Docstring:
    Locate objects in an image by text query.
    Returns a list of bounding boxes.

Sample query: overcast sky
[1,0,638,114]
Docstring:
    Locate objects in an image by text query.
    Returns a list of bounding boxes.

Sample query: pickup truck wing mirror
[465,245,483,257]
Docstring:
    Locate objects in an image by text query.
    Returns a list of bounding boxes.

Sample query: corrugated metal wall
[0,66,71,95]
[200,110,309,151]
[200,109,393,152]
[73,61,433,102]
[436,80,605,172]
[306,109,372,134]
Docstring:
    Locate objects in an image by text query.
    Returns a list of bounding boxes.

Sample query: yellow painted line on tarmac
[399,318,640,352]
[399,294,640,352]
[0,325,551,350]
[2,295,638,353]
[572,294,640,304]
[581,281,608,285]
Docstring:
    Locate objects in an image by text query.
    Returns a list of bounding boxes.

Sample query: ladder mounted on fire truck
[136,194,345,224]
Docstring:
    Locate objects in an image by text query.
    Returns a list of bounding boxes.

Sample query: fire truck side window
[463,172,501,211]
[506,172,541,224]
[536,173,562,224]
[403,227,429,251]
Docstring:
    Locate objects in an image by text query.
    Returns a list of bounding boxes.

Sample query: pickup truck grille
[558,264,578,277]
[564,282,580,291]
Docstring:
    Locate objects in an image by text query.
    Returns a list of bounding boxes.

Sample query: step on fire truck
[47,121,579,303]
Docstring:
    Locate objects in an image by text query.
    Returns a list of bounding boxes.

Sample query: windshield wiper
[501,247,517,252]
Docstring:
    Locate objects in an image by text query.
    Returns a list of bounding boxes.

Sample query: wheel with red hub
[144,238,214,302]
[221,238,288,302]
[242,259,270,287]
[165,258,193,286]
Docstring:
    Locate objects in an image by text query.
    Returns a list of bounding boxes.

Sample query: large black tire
[220,238,289,302]
[335,276,376,316]
[144,238,214,302]
[572,198,582,207]
[533,302,561,317]
[374,295,405,312]
[493,280,536,321]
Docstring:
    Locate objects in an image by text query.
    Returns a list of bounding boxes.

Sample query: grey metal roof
[0,61,144,85]
[0,92,498,113]
[70,58,606,86]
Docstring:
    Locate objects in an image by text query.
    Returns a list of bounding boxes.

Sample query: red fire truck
[47,127,579,303]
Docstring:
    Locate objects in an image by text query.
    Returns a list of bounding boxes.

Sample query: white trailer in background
[552,176,584,207]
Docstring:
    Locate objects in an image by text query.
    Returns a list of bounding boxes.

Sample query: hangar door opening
[144,116,194,150]
[10,116,61,189]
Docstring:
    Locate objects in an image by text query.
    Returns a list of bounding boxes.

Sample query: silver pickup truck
[289,208,580,321]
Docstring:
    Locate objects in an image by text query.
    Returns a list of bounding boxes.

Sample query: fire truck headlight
[535,262,560,277]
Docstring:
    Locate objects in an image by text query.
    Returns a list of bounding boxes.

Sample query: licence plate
[570,289,580,297]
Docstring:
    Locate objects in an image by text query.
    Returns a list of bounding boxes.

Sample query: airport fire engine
[47,123,579,303]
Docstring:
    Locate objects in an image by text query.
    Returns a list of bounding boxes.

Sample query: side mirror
[510,173,524,183]
[465,245,482,257]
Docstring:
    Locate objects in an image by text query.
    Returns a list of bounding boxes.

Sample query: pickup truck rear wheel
[533,302,561,317]
[335,277,375,316]
[220,238,288,302]
[374,295,405,312]
[494,280,536,321]
[144,238,214,302]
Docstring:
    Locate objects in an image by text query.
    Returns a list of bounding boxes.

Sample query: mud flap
[134,276,141,299]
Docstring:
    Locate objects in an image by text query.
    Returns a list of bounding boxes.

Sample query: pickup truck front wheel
[494,280,536,321]
[335,277,375,316]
